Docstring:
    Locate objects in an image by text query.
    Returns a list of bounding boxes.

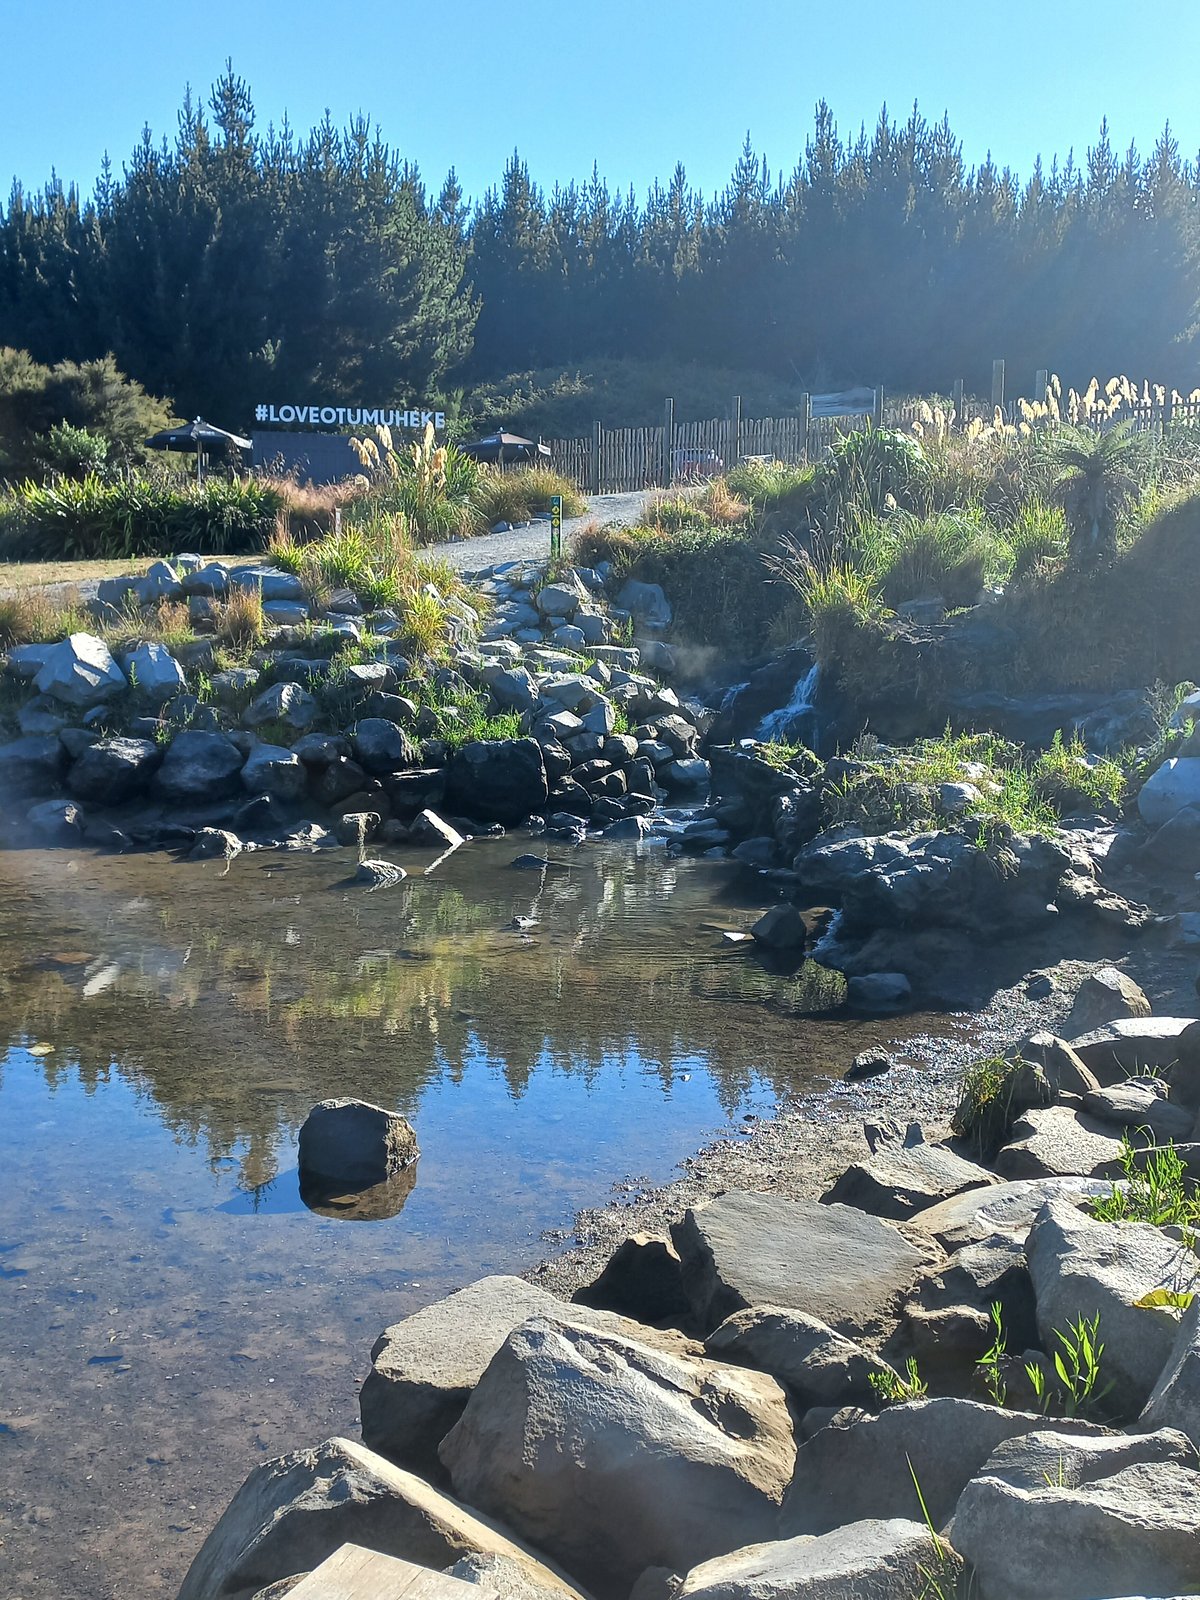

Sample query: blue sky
[2,0,1196,204]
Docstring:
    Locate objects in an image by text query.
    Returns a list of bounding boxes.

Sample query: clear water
[0,838,915,1597]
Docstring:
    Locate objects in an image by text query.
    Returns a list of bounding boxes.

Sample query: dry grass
[258,475,367,541]
[0,587,93,647]
[211,587,267,651]
[0,556,161,589]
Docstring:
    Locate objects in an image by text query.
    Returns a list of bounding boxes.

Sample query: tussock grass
[0,587,92,647]
[474,466,584,530]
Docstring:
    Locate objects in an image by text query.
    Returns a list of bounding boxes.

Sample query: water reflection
[0,839,918,1600]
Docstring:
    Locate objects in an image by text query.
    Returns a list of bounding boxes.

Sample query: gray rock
[1069,1017,1198,1081]
[27,797,84,842]
[822,1129,996,1221]
[188,827,242,860]
[410,809,466,850]
[1137,756,1200,826]
[905,1230,1039,1357]
[298,1098,418,1188]
[1065,965,1152,1035]
[1140,1289,1200,1446]
[141,559,183,601]
[153,730,245,801]
[1141,803,1200,876]
[361,1275,697,1478]
[671,1190,934,1340]
[534,583,582,619]
[0,733,67,795]
[446,1551,589,1600]
[996,1105,1128,1180]
[488,667,541,714]
[706,1307,897,1409]
[750,904,807,950]
[34,633,126,707]
[243,682,318,735]
[210,667,261,706]
[1020,1032,1102,1096]
[121,640,186,704]
[780,1397,1106,1537]
[951,1426,1200,1600]
[68,736,161,803]
[445,739,549,826]
[549,624,586,652]
[262,601,309,626]
[228,564,306,602]
[241,744,309,803]
[176,1436,583,1600]
[181,561,229,597]
[1082,1080,1194,1143]
[845,972,912,1011]
[352,718,417,775]
[292,733,350,767]
[1027,1195,1200,1415]
[675,1519,959,1600]
[660,757,710,790]
[18,694,71,736]
[910,1177,1119,1251]
[439,1313,796,1597]
[616,578,672,629]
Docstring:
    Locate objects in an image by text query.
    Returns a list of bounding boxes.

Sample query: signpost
[550,495,563,560]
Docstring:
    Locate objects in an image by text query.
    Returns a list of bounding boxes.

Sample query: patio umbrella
[460,430,551,465]
[144,417,253,485]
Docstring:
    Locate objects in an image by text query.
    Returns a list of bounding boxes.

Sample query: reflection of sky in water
[0,841,920,1598]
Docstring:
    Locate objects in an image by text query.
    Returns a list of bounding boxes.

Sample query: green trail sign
[550,495,563,559]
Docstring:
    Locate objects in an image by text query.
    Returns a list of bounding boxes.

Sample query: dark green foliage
[0,348,173,479]
[4,90,1200,422]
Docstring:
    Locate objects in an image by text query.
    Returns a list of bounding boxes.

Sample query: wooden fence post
[799,393,811,462]
[872,386,884,429]
[952,379,964,426]
[730,394,742,469]
[663,397,674,485]
[991,359,1005,410]
[1034,369,1048,403]
[590,420,602,496]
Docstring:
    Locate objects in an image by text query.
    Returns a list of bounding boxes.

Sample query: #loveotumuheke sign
[254,403,446,428]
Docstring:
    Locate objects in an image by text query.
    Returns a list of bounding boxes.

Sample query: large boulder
[780,1398,1106,1537]
[121,640,186,704]
[674,1520,960,1600]
[1068,1016,1197,1081]
[352,718,418,775]
[616,579,671,629]
[439,1314,796,1597]
[67,736,161,803]
[228,564,306,602]
[1139,1289,1200,1446]
[705,1307,896,1410]
[821,1126,996,1220]
[175,1436,583,1600]
[902,1231,1040,1359]
[671,1191,933,1340]
[298,1099,418,1188]
[1064,964,1151,1035]
[33,632,126,707]
[951,1426,1200,1600]
[154,730,245,802]
[0,733,68,796]
[1137,756,1200,826]
[995,1106,1127,1180]
[241,744,309,803]
[1026,1196,1200,1415]
[1082,1079,1194,1143]
[446,739,549,826]
[572,1234,692,1325]
[244,682,318,736]
[361,1276,697,1479]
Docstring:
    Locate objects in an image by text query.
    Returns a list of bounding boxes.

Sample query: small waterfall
[755,662,820,743]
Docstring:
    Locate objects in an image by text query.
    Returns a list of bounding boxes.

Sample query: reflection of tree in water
[0,845,882,1191]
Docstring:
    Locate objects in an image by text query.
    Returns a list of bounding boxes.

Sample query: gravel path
[423,490,651,573]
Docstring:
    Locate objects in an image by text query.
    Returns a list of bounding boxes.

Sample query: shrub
[870,508,1002,608]
[0,588,91,647]
[474,465,585,529]
[820,426,930,522]
[952,1054,1029,1159]
[0,347,173,480]
[1090,1135,1200,1230]
[351,423,482,543]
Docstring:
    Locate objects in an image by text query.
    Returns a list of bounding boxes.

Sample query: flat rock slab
[675,1519,958,1600]
[995,1106,1127,1180]
[672,1191,935,1339]
[910,1177,1119,1251]
[176,1437,583,1600]
[821,1140,996,1220]
[360,1275,697,1477]
[780,1397,1106,1537]
[287,1544,498,1600]
[1068,1018,1197,1082]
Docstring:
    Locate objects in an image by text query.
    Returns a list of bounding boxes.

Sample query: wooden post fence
[730,394,742,470]
[590,420,601,495]
[992,359,1005,410]
[952,379,964,426]
[663,397,675,485]
[799,392,811,460]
